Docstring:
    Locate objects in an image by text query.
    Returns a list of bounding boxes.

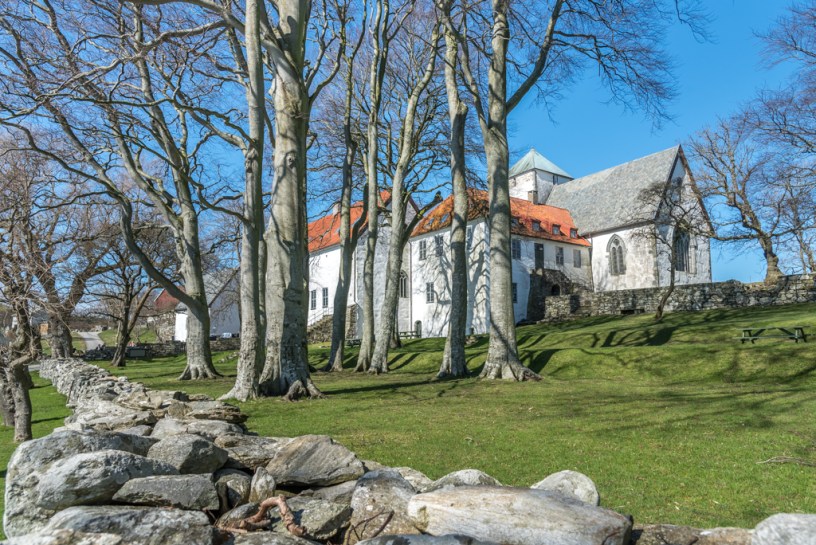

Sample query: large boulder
[424,469,501,492]
[0,529,124,545]
[632,524,751,545]
[407,486,632,545]
[111,474,219,511]
[35,449,179,511]
[147,433,228,474]
[231,533,320,545]
[44,505,216,545]
[357,536,499,545]
[215,469,252,510]
[531,470,600,506]
[753,514,816,545]
[392,467,434,492]
[265,435,365,487]
[218,497,351,541]
[215,434,292,470]
[348,470,419,544]
[250,468,278,504]
[4,430,158,536]
[305,480,357,505]
[151,418,245,441]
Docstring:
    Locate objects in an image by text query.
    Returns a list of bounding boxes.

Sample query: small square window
[512,239,521,260]
[512,283,518,304]
[570,228,578,239]
[419,240,427,260]
[532,221,541,232]
[435,235,444,257]
[556,247,564,265]
[553,224,561,236]
[425,282,435,303]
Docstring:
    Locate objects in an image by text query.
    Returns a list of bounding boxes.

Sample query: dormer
[508,148,572,204]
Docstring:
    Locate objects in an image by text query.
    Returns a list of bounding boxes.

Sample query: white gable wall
[307,245,346,326]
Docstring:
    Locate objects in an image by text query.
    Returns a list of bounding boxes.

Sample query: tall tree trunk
[479,2,538,381]
[355,0,389,373]
[9,362,32,442]
[758,233,784,283]
[260,0,322,400]
[223,0,266,401]
[110,311,129,368]
[369,202,407,374]
[440,8,470,379]
[177,242,219,379]
[0,369,16,427]
[47,317,73,358]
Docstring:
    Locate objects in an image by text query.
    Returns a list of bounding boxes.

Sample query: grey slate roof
[546,146,680,235]
[509,148,571,178]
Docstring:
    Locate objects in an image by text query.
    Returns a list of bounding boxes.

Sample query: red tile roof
[307,191,391,253]
[411,189,590,247]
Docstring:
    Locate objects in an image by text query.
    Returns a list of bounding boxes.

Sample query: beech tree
[446,0,700,380]
[0,1,224,379]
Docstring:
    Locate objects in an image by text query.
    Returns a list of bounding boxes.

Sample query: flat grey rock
[215,469,252,510]
[305,480,357,505]
[147,433,228,474]
[424,469,501,492]
[249,467,278,503]
[215,434,291,470]
[112,474,219,511]
[45,505,215,545]
[531,470,600,505]
[35,449,179,511]
[217,497,351,541]
[231,533,320,545]
[407,486,632,545]
[632,524,751,545]
[393,467,434,492]
[0,529,124,545]
[348,470,419,544]
[265,435,365,487]
[151,418,245,441]
[358,536,499,545]
[753,514,816,545]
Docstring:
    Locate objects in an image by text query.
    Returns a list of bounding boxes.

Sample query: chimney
[528,190,538,204]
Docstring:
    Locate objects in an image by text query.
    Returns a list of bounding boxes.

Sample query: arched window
[608,236,626,276]
[674,230,690,272]
[399,272,408,298]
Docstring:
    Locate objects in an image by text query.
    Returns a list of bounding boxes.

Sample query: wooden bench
[345,338,362,347]
[739,326,807,344]
[398,331,420,339]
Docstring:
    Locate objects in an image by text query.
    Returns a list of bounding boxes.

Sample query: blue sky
[508,1,797,282]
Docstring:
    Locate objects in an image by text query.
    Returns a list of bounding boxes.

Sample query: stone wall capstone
[5,359,814,544]
[544,274,816,322]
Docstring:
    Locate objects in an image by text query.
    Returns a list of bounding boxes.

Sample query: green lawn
[3,303,816,533]
[97,326,158,347]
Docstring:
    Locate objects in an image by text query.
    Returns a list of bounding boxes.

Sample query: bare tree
[0,1,226,379]
[446,0,702,380]
[688,116,787,282]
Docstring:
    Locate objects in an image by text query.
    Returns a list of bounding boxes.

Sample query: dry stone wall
[544,274,816,321]
[3,359,814,545]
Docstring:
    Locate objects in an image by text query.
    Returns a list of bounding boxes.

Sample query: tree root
[282,378,326,401]
[219,495,306,536]
[177,365,223,380]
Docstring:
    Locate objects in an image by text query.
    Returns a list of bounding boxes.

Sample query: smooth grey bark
[260,0,323,400]
[439,3,470,379]
[369,28,439,374]
[454,0,564,380]
[356,0,391,373]
[222,0,266,401]
[3,301,34,442]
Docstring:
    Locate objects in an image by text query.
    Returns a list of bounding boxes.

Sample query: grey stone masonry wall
[544,274,816,322]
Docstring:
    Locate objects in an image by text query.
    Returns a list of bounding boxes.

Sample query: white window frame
[512,239,521,260]
[322,287,329,308]
[556,246,564,265]
[425,282,435,303]
[419,239,427,260]
[310,289,317,310]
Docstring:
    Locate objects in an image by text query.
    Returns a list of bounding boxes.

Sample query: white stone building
[173,269,241,342]
[305,144,711,339]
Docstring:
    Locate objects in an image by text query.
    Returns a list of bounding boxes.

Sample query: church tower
[508,148,572,204]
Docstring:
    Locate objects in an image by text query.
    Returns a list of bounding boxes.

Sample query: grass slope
[2,303,814,533]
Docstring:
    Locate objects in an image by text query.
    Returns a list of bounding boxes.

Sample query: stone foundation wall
[544,274,816,322]
[4,359,810,544]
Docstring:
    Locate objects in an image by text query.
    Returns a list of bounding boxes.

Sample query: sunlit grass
[3,303,815,533]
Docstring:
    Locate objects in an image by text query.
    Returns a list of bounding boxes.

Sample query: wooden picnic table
[739,326,807,343]
[345,338,362,347]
